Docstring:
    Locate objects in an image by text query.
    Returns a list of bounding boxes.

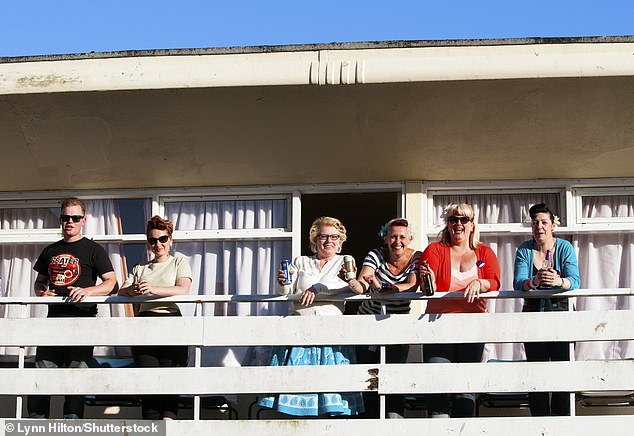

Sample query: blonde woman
[258,216,364,416]
[420,203,501,418]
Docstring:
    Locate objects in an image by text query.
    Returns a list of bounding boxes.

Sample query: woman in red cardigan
[420,203,501,418]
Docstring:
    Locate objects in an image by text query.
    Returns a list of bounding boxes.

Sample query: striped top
[357,248,420,315]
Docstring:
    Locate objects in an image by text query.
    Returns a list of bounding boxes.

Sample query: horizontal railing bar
[202,311,634,346]
[0,287,632,305]
[1,361,632,395]
[380,361,634,394]
[0,366,375,395]
[1,311,632,346]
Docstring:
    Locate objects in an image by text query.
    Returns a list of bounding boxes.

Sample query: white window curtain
[165,199,291,367]
[575,195,634,359]
[0,200,125,359]
[82,200,128,358]
[1,206,58,358]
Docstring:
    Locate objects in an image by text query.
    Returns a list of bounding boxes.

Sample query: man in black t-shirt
[27,198,118,419]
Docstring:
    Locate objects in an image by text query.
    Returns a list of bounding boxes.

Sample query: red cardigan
[421,242,501,314]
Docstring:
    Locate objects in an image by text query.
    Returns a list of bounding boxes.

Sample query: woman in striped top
[355,218,420,418]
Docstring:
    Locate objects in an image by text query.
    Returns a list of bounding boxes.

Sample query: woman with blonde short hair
[258,216,364,417]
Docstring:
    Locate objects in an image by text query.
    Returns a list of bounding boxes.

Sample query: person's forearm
[85,278,118,296]
[144,285,190,297]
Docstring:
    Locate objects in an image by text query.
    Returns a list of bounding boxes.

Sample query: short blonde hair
[308,216,347,253]
[60,197,86,215]
[439,203,480,249]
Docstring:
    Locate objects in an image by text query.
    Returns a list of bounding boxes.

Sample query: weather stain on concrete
[16,75,80,88]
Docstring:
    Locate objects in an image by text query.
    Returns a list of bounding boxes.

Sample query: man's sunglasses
[448,216,472,224]
[148,235,170,244]
[60,215,84,223]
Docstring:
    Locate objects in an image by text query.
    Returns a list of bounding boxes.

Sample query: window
[577,188,634,224]
[162,196,292,317]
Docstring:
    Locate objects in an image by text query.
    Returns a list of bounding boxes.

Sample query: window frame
[574,186,634,226]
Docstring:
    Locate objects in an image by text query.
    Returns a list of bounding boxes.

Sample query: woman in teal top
[513,203,580,416]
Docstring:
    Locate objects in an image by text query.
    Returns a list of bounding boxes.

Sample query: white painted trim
[0,360,631,395]
[1,308,632,346]
[1,287,631,305]
[291,191,301,259]
[3,42,634,95]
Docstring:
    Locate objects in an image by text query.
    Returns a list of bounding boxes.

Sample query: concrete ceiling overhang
[1,38,634,192]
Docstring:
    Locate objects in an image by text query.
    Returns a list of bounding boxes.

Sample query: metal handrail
[0,287,632,305]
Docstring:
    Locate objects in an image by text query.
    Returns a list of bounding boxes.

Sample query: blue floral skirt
[258,345,365,416]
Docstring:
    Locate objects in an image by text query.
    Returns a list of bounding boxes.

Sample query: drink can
[281,260,293,285]
[343,255,356,281]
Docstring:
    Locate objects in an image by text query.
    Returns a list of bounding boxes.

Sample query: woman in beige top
[119,215,192,420]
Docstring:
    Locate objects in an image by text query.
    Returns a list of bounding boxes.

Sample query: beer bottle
[421,260,434,296]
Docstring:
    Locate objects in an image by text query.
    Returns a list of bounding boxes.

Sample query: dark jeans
[356,344,410,418]
[423,343,484,418]
[27,345,94,419]
[524,341,571,416]
[132,311,188,420]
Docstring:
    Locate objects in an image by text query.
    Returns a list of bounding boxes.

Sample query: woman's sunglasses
[148,235,170,244]
[448,216,472,224]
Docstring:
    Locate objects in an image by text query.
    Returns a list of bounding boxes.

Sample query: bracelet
[529,276,538,289]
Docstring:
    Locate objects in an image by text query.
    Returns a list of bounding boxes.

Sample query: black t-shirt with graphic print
[34,237,114,316]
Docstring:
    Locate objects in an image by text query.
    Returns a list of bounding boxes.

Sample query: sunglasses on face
[148,235,170,245]
[60,215,84,223]
[448,216,472,224]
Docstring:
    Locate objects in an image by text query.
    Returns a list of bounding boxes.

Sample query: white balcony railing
[1,289,634,435]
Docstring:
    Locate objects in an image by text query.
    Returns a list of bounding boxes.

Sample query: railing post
[16,302,28,419]
[379,304,387,419]
[193,300,202,421]
[379,344,386,419]
[568,300,577,417]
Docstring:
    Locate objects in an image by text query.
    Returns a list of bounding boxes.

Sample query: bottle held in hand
[421,260,434,296]
[541,250,553,288]
[343,255,356,281]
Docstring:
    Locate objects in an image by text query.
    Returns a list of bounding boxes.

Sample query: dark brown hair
[146,215,174,237]
[529,203,555,223]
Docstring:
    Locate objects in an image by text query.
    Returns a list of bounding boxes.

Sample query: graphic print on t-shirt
[49,253,81,287]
